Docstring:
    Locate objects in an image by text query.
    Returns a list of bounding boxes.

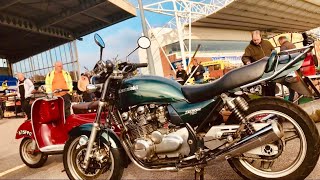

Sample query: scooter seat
[72,101,99,114]
[182,58,269,103]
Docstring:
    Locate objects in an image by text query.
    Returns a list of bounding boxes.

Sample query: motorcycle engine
[121,104,190,161]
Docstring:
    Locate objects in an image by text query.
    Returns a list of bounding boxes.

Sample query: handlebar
[134,63,148,68]
[118,62,148,74]
[53,89,70,93]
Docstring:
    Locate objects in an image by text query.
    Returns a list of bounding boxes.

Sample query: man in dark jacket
[191,59,205,84]
[242,30,275,65]
[278,36,296,51]
[242,30,275,96]
[175,63,187,85]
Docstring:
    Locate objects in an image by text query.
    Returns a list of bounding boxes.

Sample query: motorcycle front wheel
[228,97,320,180]
[63,135,124,180]
[19,138,48,168]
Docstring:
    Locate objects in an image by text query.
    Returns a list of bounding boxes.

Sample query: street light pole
[138,0,156,75]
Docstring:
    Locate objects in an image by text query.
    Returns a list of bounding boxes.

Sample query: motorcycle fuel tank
[118,76,186,109]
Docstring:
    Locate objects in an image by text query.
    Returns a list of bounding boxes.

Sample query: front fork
[82,75,113,169]
[82,100,107,169]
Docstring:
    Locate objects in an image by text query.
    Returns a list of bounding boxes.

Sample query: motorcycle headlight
[79,135,88,146]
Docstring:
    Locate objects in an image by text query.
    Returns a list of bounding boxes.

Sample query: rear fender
[275,72,313,97]
[16,120,34,139]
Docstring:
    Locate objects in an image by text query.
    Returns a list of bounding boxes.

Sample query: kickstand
[194,167,204,180]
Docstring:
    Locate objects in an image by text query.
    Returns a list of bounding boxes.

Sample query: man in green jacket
[242,30,275,65]
[242,30,276,96]
[45,61,73,117]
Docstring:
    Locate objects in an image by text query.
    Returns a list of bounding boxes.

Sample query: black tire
[228,97,320,180]
[63,135,124,180]
[19,138,48,168]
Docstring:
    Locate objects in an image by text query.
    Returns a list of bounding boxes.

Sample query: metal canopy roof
[192,0,320,35]
[0,0,136,63]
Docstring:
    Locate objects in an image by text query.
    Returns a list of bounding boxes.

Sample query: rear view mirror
[137,36,151,49]
[94,34,105,48]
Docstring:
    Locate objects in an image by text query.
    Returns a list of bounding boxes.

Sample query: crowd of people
[171,59,206,85]
[171,30,315,99]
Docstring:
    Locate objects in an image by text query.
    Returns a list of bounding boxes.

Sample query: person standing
[78,73,93,102]
[45,61,73,118]
[278,36,297,102]
[278,36,296,51]
[16,73,34,120]
[175,63,187,85]
[191,59,205,84]
[242,30,276,96]
[242,30,275,65]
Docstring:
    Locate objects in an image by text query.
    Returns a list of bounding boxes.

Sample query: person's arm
[200,65,205,74]
[175,71,179,79]
[241,47,253,65]
[67,73,73,93]
[16,81,20,98]
[26,79,34,97]
[280,45,287,52]
[45,73,52,93]
[182,70,188,81]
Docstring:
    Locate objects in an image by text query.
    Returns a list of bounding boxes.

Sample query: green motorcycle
[63,34,320,180]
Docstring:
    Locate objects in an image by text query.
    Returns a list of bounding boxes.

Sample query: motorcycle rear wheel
[228,97,320,180]
[63,135,124,180]
[19,138,48,168]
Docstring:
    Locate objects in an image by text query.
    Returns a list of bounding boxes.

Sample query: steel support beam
[74,12,129,38]
[38,0,106,28]
[80,12,111,24]
[0,12,74,40]
[0,0,21,11]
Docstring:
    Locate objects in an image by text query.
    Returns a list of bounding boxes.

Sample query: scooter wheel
[19,138,48,168]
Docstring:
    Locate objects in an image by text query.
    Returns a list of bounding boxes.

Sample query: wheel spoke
[284,128,299,143]
[260,160,275,171]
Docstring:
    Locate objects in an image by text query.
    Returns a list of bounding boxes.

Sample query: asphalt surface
[1,117,320,180]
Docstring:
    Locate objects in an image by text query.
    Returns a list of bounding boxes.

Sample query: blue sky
[77,0,172,72]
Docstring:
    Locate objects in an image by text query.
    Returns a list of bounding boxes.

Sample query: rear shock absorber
[226,96,255,135]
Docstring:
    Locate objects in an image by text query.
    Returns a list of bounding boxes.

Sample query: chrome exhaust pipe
[215,121,284,161]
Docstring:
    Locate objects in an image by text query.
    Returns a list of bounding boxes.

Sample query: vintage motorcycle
[63,34,320,180]
[15,89,120,168]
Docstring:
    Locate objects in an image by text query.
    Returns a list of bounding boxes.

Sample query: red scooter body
[15,96,120,168]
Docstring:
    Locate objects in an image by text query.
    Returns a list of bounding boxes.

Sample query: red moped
[15,90,119,168]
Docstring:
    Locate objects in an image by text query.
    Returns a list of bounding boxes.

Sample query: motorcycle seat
[72,101,99,114]
[182,58,269,103]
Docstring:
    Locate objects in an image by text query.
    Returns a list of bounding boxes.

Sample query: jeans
[62,94,71,118]
[21,97,31,119]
